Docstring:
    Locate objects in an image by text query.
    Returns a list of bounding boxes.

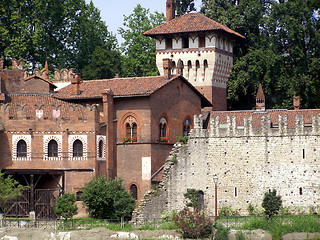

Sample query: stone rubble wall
[133,113,320,222]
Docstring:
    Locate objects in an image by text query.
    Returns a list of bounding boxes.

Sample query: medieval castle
[1,0,318,219]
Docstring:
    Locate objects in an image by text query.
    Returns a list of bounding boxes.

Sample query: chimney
[256,84,265,111]
[44,61,49,80]
[163,58,172,80]
[166,0,175,22]
[71,74,81,95]
[12,58,23,70]
[293,96,300,110]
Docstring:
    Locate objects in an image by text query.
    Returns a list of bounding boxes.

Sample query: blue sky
[85,0,202,43]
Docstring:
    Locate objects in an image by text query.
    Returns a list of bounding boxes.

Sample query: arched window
[159,118,167,139]
[172,61,176,74]
[98,140,103,158]
[204,60,208,79]
[130,184,138,200]
[48,139,58,157]
[125,116,138,141]
[183,118,191,137]
[73,139,83,157]
[198,191,204,210]
[195,60,200,80]
[17,140,27,158]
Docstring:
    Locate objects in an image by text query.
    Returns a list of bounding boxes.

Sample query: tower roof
[256,84,265,99]
[144,12,244,39]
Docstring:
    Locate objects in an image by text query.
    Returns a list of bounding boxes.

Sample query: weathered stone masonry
[134,112,320,220]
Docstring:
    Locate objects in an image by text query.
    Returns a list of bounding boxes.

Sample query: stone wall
[133,113,320,221]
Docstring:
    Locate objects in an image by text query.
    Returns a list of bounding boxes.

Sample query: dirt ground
[1,227,320,239]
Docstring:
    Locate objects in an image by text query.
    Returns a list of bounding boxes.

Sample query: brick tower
[144,1,244,110]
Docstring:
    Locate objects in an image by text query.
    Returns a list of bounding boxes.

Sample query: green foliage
[241,215,320,240]
[235,230,246,240]
[0,0,118,79]
[0,170,28,214]
[176,136,188,144]
[247,203,264,216]
[213,222,229,240]
[173,207,213,239]
[262,189,282,218]
[201,0,320,110]
[219,206,241,217]
[184,189,201,209]
[81,177,135,220]
[54,193,78,220]
[118,4,165,77]
[175,0,196,17]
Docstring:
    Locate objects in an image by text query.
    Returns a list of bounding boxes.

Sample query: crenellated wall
[133,111,320,221]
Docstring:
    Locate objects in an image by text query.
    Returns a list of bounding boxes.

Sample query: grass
[237,215,320,240]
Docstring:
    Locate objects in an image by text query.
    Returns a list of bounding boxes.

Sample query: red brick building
[0,58,210,218]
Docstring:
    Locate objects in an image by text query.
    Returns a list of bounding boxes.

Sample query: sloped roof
[256,84,265,99]
[24,75,57,88]
[144,13,244,39]
[210,109,320,129]
[54,75,212,107]
[3,93,88,120]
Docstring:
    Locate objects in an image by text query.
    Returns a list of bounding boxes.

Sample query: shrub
[54,193,78,221]
[184,189,201,210]
[173,207,212,239]
[176,136,188,144]
[219,206,241,216]
[262,189,282,218]
[235,230,246,240]
[0,170,28,214]
[213,222,229,240]
[247,203,264,216]
[81,177,135,220]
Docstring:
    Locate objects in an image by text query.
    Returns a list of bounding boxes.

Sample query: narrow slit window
[234,187,238,197]
[303,149,305,159]
[299,187,303,195]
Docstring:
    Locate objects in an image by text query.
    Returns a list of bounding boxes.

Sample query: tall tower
[144,5,244,111]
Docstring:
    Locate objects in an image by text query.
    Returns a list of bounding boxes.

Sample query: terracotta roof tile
[144,13,244,39]
[53,75,212,107]
[256,84,265,99]
[210,109,320,129]
[54,76,171,99]
[4,94,88,120]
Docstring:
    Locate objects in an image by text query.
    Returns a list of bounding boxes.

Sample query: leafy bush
[184,189,201,209]
[173,207,213,239]
[54,193,78,220]
[262,189,282,218]
[219,206,241,216]
[0,170,28,214]
[235,230,246,240]
[213,222,229,240]
[247,203,264,216]
[81,177,135,220]
[176,136,188,144]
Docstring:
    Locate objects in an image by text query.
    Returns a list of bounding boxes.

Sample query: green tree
[0,170,28,215]
[0,0,118,79]
[54,193,78,221]
[81,177,135,220]
[201,0,320,110]
[262,189,282,218]
[175,0,196,17]
[118,4,165,77]
[81,46,122,80]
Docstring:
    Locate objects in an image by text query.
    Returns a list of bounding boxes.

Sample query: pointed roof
[256,84,265,99]
[24,75,57,88]
[144,13,244,39]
